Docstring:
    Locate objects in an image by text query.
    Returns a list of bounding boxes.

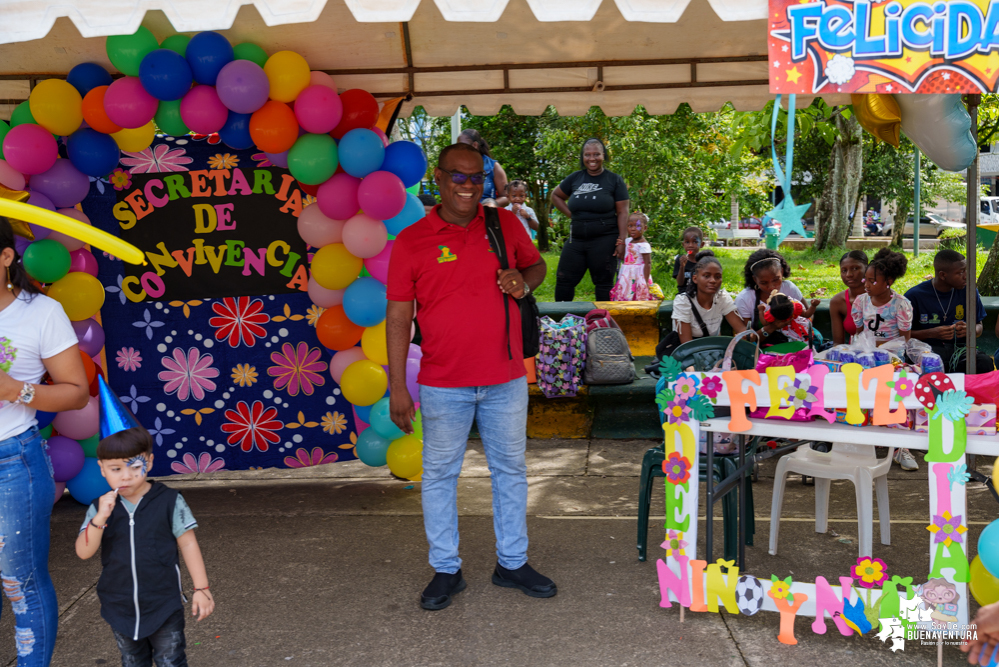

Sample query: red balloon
[298,180,319,197]
[330,89,379,140]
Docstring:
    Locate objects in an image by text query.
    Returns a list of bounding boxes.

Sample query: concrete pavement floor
[2,440,995,666]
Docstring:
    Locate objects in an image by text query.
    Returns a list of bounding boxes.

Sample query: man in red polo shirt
[386,143,551,611]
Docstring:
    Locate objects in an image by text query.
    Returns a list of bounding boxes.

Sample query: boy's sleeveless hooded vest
[94,480,185,640]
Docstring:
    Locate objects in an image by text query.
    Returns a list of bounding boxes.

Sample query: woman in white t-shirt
[672,251,747,342]
[0,217,88,665]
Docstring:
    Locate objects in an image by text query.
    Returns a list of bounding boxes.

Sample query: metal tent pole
[967,95,981,375]
[914,150,921,258]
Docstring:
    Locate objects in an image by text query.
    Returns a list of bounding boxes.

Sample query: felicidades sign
[112,166,311,302]
[769,0,999,95]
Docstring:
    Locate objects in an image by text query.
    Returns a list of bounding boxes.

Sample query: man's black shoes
[420,570,467,610]
[492,563,557,598]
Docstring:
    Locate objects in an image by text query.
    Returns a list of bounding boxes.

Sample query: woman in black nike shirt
[550,138,630,301]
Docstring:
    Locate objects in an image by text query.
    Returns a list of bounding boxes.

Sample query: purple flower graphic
[119,385,150,413]
[927,511,967,547]
[157,347,220,401]
[147,417,175,446]
[132,309,165,340]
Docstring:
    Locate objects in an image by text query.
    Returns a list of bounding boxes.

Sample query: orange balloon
[249,101,299,154]
[316,305,364,351]
[82,86,123,135]
[80,350,96,384]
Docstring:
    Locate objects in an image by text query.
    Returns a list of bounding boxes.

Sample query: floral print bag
[536,315,587,398]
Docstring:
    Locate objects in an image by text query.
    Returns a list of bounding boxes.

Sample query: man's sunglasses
[439,168,486,185]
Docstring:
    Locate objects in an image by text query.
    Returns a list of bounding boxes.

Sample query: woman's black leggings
[555,223,619,302]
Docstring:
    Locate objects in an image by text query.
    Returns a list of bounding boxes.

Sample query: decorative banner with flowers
[88,137,356,476]
[655,362,977,647]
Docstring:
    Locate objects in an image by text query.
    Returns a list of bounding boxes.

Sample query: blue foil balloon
[342,277,387,328]
[896,93,978,172]
[381,141,428,188]
[186,31,234,86]
[139,48,193,101]
[98,375,141,440]
[66,63,113,97]
[219,111,254,150]
[385,193,425,236]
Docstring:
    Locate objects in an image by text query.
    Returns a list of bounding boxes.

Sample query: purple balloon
[14,236,30,254]
[407,343,423,361]
[26,190,55,240]
[47,435,85,483]
[405,357,421,402]
[215,59,270,114]
[31,159,91,208]
[265,150,288,168]
[72,318,105,357]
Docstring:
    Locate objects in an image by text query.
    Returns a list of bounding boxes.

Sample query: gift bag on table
[536,314,587,398]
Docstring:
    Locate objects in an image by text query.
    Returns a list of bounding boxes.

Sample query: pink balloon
[48,209,92,252]
[3,124,58,175]
[372,127,389,147]
[309,71,337,90]
[180,85,229,135]
[69,248,99,276]
[330,347,367,383]
[54,481,66,505]
[294,85,343,134]
[357,171,406,220]
[307,276,345,308]
[342,213,388,259]
[317,172,360,220]
[363,240,393,284]
[32,159,90,207]
[52,395,99,440]
[353,406,369,435]
[104,76,158,129]
[297,204,344,248]
[0,159,26,190]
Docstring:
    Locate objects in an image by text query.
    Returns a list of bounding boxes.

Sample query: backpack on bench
[582,310,634,385]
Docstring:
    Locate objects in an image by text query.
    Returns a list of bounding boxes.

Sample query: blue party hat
[98,375,141,440]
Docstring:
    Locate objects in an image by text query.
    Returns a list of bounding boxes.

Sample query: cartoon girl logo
[919,578,960,627]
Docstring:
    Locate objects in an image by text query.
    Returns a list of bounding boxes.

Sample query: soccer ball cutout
[735,575,764,616]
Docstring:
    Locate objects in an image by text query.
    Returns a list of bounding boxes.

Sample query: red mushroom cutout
[913,372,955,411]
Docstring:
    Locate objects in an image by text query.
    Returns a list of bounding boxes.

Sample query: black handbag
[483,207,541,359]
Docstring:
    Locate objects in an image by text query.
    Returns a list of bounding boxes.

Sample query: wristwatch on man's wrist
[516,283,531,299]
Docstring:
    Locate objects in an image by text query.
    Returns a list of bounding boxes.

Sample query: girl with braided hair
[670,251,746,343]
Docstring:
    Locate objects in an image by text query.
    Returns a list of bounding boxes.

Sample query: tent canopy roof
[0,0,848,117]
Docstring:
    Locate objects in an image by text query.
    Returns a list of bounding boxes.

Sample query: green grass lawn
[533,246,991,302]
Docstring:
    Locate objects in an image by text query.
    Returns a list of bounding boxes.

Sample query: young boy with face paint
[75,426,214,666]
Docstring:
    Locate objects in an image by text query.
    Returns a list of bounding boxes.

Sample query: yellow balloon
[0,199,144,264]
[971,555,999,606]
[264,51,311,103]
[112,121,156,152]
[47,272,105,321]
[30,79,83,136]
[386,435,423,479]
[311,243,362,290]
[361,321,388,365]
[340,360,387,407]
[851,93,901,148]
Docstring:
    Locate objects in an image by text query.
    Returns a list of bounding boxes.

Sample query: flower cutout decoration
[231,363,258,387]
[208,153,239,170]
[927,511,967,546]
[770,575,794,603]
[157,347,219,402]
[322,411,348,435]
[306,304,325,327]
[221,400,284,452]
[120,144,193,173]
[674,374,699,400]
[209,297,269,348]
[268,341,327,397]
[700,375,724,399]
[170,452,226,475]
[662,452,691,485]
[284,447,339,468]
[851,557,888,589]
[109,168,132,191]
[664,399,691,424]
[789,377,818,410]
[116,347,142,372]
[885,368,913,404]
[948,464,971,490]
[660,530,688,557]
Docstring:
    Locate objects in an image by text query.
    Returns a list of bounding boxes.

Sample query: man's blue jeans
[0,426,58,666]
[420,377,529,574]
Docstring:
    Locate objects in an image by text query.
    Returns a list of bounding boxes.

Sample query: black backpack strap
[689,298,710,337]
[483,207,513,361]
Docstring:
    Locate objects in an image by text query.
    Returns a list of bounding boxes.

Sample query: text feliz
[781,1,999,63]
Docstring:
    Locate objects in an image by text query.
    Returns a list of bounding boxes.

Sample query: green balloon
[160,34,191,57]
[412,409,423,440]
[406,183,421,195]
[39,424,53,440]
[359,266,371,278]
[0,120,8,158]
[287,133,338,185]
[155,100,189,137]
[106,26,159,77]
[78,433,100,458]
[10,101,35,128]
[233,42,268,68]
[23,239,70,284]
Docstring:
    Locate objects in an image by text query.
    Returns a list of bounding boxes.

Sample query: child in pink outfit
[610,213,652,301]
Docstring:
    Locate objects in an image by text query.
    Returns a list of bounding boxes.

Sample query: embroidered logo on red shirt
[436,246,457,263]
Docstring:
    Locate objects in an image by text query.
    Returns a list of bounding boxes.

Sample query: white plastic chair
[769,443,894,559]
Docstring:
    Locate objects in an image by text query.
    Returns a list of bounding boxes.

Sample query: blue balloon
[219,111,253,150]
[980,520,999,578]
[381,141,428,188]
[355,428,392,467]
[138,48,193,101]
[385,193,425,236]
[354,402,373,424]
[338,129,385,178]
[342,277,387,327]
[97,376,141,440]
[35,410,56,429]
[67,129,120,178]
[66,63,112,97]
[370,397,405,441]
[66,457,112,506]
[186,31,234,85]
